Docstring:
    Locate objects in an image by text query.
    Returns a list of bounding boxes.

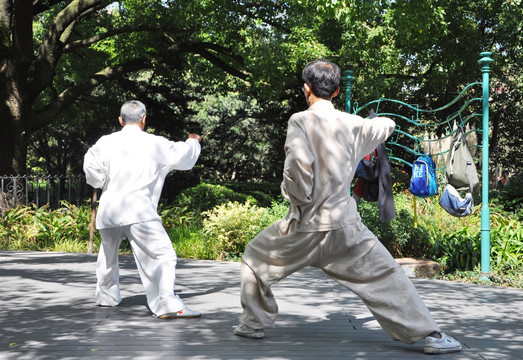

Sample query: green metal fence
[344,52,494,279]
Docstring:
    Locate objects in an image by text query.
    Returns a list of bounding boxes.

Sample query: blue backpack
[410,154,438,197]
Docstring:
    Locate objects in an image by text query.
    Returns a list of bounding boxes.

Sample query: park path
[1,251,522,359]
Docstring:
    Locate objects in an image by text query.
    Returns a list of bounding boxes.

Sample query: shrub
[196,200,288,261]
[490,214,523,271]
[201,201,266,261]
[430,224,481,272]
[219,182,282,207]
[0,202,100,252]
[174,183,257,213]
[259,200,290,228]
[358,193,432,258]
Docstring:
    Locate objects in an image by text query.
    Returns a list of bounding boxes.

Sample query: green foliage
[259,200,290,227]
[490,170,523,221]
[430,225,481,272]
[201,201,266,261]
[0,202,99,252]
[170,199,288,261]
[174,183,258,213]
[219,182,282,208]
[188,92,288,183]
[358,193,433,258]
[407,194,483,273]
[490,215,523,271]
[197,200,287,261]
[438,266,523,288]
[1,183,522,288]
[8,0,522,181]
[359,189,522,276]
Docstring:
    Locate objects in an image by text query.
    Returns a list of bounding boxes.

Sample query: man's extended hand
[188,133,202,142]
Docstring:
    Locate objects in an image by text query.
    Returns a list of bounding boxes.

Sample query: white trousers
[97,220,185,316]
[240,219,440,344]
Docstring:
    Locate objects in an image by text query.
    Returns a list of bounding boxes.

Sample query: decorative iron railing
[0,173,200,218]
[0,175,90,217]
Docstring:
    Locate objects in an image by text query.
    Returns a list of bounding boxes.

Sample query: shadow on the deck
[1,251,522,359]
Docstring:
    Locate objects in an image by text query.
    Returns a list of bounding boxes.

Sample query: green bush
[1,185,521,288]
[430,224,481,272]
[490,215,523,271]
[195,200,287,261]
[201,201,266,261]
[0,202,99,252]
[358,193,432,258]
[219,182,282,207]
[174,183,258,213]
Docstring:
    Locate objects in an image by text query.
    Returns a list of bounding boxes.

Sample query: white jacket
[83,125,200,229]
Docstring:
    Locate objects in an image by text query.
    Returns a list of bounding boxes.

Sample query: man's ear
[119,116,125,127]
[304,83,312,95]
[331,87,340,99]
[140,115,146,130]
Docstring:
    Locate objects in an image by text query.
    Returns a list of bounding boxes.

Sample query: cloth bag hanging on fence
[439,184,473,217]
[439,126,478,217]
[445,126,479,190]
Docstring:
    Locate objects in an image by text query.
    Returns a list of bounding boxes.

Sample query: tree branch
[182,44,249,80]
[162,34,248,80]
[13,1,33,69]
[63,25,189,52]
[33,0,66,15]
[28,58,150,132]
[237,3,291,34]
[29,0,110,100]
[198,42,245,66]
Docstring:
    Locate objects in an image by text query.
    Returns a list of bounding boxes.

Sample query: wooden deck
[1,251,522,359]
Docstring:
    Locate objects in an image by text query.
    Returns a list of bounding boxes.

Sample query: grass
[436,266,523,288]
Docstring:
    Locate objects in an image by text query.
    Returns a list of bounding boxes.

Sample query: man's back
[84,126,200,229]
[281,100,394,232]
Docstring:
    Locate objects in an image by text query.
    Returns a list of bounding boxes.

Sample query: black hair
[302,60,341,99]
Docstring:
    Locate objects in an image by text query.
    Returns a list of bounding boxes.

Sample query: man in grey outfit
[232,60,462,355]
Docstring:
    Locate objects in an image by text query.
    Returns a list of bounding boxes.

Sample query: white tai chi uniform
[239,100,440,344]
[84,125,200,316]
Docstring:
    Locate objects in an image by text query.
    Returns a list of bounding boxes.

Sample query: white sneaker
[156,308,201,319]
[232,323,264,339]
[424,332,462,354]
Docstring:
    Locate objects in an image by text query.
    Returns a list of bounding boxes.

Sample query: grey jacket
[280,100,395,233]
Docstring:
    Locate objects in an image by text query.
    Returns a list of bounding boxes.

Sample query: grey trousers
[239,219,440,344]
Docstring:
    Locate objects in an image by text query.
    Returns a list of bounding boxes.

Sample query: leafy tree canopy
[1,0,522,180]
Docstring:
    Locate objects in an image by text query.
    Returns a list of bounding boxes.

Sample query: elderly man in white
[83,100,201,319]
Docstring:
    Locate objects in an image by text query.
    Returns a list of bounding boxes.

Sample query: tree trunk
[0,79,27,175]
[0,119,26,176]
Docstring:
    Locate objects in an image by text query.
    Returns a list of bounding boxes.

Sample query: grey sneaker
[424,332,462,354]
[156,308,201,319]
[232,323,264,339]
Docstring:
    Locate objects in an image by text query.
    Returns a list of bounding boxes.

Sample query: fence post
[343,70,354,113]
[88,188,98,253]
[1,178,4,218]
[478,51,494,280]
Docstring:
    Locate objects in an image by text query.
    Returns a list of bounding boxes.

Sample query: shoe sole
[425,345,462,354]
[157,313,201,319]
[233,328,264,339]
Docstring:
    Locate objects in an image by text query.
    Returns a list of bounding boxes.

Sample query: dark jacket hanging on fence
[354,143,396,222]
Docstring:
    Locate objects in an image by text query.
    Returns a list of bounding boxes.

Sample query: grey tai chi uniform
[239,100,440,344]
